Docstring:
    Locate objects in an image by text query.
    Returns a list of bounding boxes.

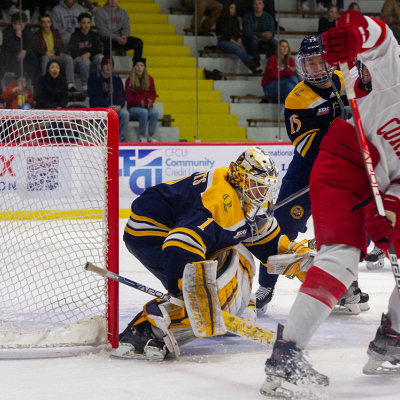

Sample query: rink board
[0,142,294,218]
[118,142,293,214]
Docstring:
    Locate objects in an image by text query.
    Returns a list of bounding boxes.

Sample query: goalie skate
[365,246,385,270]
[363,314,400,375]
[110,321,167,361]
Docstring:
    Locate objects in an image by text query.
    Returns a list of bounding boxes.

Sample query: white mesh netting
[0,109,113,354]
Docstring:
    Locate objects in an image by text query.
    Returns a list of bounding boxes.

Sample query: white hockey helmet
[227,147,279,222]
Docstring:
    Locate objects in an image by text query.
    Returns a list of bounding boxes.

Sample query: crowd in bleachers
[0,1,398,142]
[0,0,155,142]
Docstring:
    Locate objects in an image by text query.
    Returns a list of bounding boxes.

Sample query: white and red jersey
[355,17,400,201]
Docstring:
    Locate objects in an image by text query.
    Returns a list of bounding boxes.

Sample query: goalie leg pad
[182,260,226,337]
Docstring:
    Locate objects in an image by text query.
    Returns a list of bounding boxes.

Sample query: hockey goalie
[114,147,314,360]
[260,10,400,398]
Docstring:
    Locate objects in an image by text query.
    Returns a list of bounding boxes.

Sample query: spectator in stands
[21,0,59,20]
[216,3,261,74]
[318,5,338,34]
[242,0,277,59]
[301,1,327,12]
[381,0,400,43]
[88,56,129,142]
[34,14,77,92]
[36,60,69,109]
[94,0,143,63]
[52,0,85,48]
[0,12,40,87]
[347,2,360,12]
[261,39,298,101]
[1,74,34,109]
[183,0,223,35]
[125,58,159,143]
[69,13,103,93]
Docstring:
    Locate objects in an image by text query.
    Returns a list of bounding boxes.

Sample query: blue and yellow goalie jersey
[284,70,348,164]
[123,168,281,294]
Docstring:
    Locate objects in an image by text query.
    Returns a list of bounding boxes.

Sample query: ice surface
[2,220,399,400]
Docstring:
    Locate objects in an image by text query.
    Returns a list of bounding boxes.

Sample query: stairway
[96,0,250,142]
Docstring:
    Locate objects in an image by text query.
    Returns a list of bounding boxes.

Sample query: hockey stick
[339,61,400,295]
[84,262,277,347]
[273,185,309,211]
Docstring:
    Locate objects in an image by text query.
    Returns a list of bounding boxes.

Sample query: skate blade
[110,343,165,361]
[331,303,360,315]
[363,358,400,375]
[366,260,385,270]
[257,304,269,315]
[260,376,294,398]
[359,302,370,312]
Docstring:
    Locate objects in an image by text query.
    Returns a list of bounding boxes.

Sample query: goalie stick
[339,61,400,296]
[84,262,276,348]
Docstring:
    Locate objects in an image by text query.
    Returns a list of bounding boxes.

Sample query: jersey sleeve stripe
[168,227,207,252]
[124,226,169,238]
[127,219,170,232]
[301,131,317,157]
[165,232,205,252]
[244,224,280,247]
[129,212,171,230]
[292,129,319,147]
[162,240,206,258]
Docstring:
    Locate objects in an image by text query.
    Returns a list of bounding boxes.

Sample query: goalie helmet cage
[0,109,119,358]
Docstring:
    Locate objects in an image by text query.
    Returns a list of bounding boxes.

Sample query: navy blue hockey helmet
[298,35,334,85]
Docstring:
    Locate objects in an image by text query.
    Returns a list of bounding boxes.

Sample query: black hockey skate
[331,281,361,315]
[255,286,274,314]
[365,246,385,270]
[111,319,167,361]
[261,324,329,397]
[363,313,400,375]
[353,281,370,312]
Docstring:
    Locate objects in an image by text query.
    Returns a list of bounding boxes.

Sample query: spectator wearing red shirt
[261,39,298,101]
[125,58,158,142]
[1,75,34,109]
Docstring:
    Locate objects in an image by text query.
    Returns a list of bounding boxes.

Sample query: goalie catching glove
[265,235,316,282]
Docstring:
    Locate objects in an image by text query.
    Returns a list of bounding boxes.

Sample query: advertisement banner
[119,143,294,210]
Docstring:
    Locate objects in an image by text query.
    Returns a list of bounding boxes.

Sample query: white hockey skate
[331,282,361,315]
[363,314,400,375]
[365,246,385,270]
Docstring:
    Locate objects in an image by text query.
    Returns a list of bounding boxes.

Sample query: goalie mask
[298,35,335,85]
[356,59,372,92]
[227,147,279,224]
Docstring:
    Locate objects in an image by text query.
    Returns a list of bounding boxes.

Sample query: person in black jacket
[69,12,104,93]
[216,3,260,73]
[36,60,69,109]
[36,60,74,142]
[0,12,40,87]
[318,5,338,34]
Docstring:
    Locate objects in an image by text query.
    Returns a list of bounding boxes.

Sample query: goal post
[0,108,119,358]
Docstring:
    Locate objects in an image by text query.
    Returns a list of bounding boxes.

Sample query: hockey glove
[268,236,316,282]
[366,194,400,251]
[322,10,369,65]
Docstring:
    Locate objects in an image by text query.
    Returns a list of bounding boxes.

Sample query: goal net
[0,109,119,358]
